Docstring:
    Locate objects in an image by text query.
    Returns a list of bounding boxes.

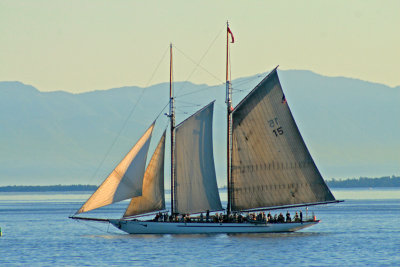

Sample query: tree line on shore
[0,176,399,192]
[326,175,399,188]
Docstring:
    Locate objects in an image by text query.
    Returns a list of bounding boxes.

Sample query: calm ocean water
[0,188,399,266]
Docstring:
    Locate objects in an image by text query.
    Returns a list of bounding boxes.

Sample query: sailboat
[70,24,341,234]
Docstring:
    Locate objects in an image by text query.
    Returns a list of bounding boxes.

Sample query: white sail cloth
[231,68,335,211]
[76,124,154,214]
[123,132,166,218]
[174,102,222,214]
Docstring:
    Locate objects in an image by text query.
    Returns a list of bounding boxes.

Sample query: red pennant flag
[227,26,235,43]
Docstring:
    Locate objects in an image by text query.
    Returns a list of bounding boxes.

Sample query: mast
[169,43,176,215]
[226,22,232,215]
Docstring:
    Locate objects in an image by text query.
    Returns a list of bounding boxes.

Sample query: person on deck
[286,211,291,222]
[278,213,285,223]
[213,213,218,223]
[294,212,300,222]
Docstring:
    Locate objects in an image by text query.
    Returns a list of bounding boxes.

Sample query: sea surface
[0,188,399,266]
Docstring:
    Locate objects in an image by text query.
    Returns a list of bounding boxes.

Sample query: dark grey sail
[230,67,335,211]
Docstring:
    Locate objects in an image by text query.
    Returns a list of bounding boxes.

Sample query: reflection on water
[226,232,324,239]
[84,232,326,241]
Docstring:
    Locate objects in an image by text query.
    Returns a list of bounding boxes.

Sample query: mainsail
[123,131,166,217]
[230,68,335,211]
[174,102,223,214]
[76,123,155,214]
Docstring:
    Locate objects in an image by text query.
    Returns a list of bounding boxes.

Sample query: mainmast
[169,43,176,215]
[226,22,233,215]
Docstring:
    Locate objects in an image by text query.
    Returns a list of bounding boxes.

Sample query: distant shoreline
[0,185,97,192]
[0,176,399,192]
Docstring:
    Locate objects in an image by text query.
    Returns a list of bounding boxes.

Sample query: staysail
[174,102,223,214]
[230,68,335,211]
[123,131,166,217]
[76,123,155,214]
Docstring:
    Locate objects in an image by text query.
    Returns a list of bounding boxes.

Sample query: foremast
[169,43,176,216]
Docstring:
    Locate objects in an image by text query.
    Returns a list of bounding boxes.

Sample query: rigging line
[86,45,169,186]
[228,74,266,95]
[175,99,202,106]
[231,85,252,91]
[174,24,225,97]
[231,87,249,92]
[177,83,223,98]
[175,103,199,108]
[175,45,224,93]
[155,101,170,121]
[175,104,201,108]
[233,74,265,87]
[173,48,224,91]
[176,73,261,99]
[75,218,110,234]
[175,107,189,114]
[232,88,252,93]
[145,46,170,87]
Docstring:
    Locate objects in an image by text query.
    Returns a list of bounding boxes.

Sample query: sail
[174,102,222,214]
[230,68,335,211]
[76,124,154,214]
[123,131,166,217]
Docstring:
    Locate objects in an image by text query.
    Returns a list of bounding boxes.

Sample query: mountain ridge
[2,69,399,95]
[1,70,399,186]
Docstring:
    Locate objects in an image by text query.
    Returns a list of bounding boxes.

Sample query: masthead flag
[227,26,235,43]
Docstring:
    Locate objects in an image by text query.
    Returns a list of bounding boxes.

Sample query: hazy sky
[1,0,399,93]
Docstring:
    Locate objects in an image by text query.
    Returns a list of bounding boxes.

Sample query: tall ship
[70,23,340,234]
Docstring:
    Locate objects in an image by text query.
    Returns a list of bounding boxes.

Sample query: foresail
[175,102,223,214]
[76,124,155,214]
[231,68,335,211]
[123,131,166,217]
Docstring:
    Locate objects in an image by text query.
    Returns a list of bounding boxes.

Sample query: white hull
[109,220,319,234]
